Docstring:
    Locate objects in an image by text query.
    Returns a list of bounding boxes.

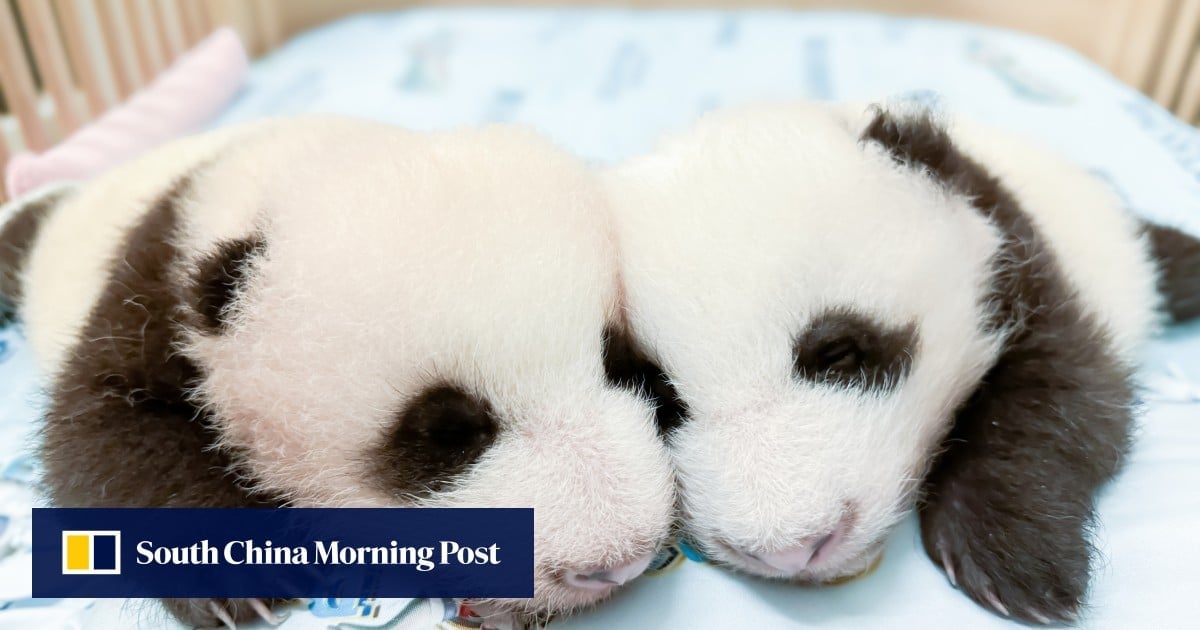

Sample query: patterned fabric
[2,9,1198,629]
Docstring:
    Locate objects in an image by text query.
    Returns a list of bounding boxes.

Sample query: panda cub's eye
[815,338,863,373]
[793,309,918,392]
[376,384,498,496]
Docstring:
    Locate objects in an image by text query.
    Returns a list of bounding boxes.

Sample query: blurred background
[0,1,1197,172]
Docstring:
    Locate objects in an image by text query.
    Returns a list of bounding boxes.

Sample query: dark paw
[161,598,292,628]
[920,490,1092,626]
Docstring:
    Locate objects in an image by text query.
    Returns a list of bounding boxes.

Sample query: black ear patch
[860,106,1009,235]
[378,384,499,497]
[861,106,960,177]
[792,308,917,392]
[602,326,689,435]
[862,106,1047,331]
[194,236,266,332]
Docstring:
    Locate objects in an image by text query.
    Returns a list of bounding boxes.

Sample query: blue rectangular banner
[33,508,534,599]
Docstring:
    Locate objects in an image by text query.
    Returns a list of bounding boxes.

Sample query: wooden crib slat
[149,0,175,62]
[97,0,143,97]
[177,0,205,46]
[0,0,51,151]
[122,0,163,81]
[252,0,282,53]
[1096,0,1140,72]
[1110,0,1177,91]
[1176,46,1200,123]
[207,0,257,54]
[56,0,114,119]
[151,0,185,62]
[158,0,188,57]
[1153,0,1200,108]
[192,0,214,40]
[18,0,86,135]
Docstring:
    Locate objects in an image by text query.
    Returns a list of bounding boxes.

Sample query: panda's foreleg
[1143,221,1200,323]
[33,179,293,628]
[917,318,1134,625]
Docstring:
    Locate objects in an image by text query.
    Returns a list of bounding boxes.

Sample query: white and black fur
[0,117,676,628]
[602,101,1200,625]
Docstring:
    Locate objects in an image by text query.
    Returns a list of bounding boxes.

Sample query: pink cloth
[5,27,248,199]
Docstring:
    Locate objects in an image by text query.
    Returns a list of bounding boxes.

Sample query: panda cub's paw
[919,486,1092,626]
[161,597,291,629]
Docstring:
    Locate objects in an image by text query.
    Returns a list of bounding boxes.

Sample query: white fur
[21,117,675,616]
[603,100,1160,582]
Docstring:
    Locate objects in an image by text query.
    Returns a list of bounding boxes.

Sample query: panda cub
[0,117,675,628]
[603,101,1200,624]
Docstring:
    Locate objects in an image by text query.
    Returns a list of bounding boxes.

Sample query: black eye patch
[193,236,266,333]
[376,384,499,497]
[792,309,918,392]
[602,326,688,435]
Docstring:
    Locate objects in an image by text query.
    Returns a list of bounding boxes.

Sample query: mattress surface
[1,9,1198,629]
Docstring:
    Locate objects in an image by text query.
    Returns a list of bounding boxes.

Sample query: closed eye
[815,338,863,373]
[375,384,499,496]
[793,309,918,392]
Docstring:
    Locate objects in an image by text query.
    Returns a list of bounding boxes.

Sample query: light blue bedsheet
[2,9,1198,629]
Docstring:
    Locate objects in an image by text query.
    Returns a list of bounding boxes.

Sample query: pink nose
[751,520,849,574]
[562,551,656,591]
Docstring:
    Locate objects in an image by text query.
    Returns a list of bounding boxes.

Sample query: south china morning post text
[134,538,501,571]
[33,508,534,599]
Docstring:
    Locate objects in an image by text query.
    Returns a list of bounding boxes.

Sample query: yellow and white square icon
[62,530,121,575]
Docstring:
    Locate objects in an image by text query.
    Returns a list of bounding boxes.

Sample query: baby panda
[0,116,675,628]
[602,100,1200,624]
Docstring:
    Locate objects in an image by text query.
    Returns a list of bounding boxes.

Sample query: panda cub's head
[13,118,675,618]
[604,102,1004,582]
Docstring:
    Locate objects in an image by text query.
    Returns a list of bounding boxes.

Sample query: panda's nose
[562,551,656,591]
[749,515,850,574]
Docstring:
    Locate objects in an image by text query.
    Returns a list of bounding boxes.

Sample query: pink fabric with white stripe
[4,27,249,199]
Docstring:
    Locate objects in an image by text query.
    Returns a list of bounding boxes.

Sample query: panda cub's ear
[191,236,267,333]
[0,184,76,325]
[857,105,982,199]
[860,106,952,164]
